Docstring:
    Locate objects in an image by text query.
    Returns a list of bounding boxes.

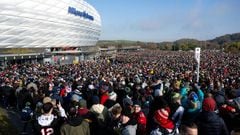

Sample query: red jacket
[133,111,147,135]
[100,93,109,105]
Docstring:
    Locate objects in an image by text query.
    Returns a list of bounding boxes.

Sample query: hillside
[96,33,240,52]
[209,33,240,45]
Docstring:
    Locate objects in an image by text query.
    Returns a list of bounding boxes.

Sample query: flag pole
[195,48,201,83]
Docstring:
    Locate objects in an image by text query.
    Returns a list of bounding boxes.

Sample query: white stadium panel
[0,0,101,48]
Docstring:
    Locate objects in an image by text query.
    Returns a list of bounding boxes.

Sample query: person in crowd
[60,106,90,135]
[132,100,147,135]
[121,108,137,135]
[106,105,122,135]
[89,95,108,135]
[77,99,90,118]
[171,92,184,133]
[99,84,110,105]
[151,107,176,135]
[20,102,33,134]
[180,122,198,135]
[33,102,66,135]
[197,97,229,135]
[182,91,201,124]
[0,50,239,135]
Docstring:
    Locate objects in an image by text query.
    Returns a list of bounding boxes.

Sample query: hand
[57,102,62,108]
[231,108,236,113]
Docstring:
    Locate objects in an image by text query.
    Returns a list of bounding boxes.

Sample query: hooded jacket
[60,116,90,135]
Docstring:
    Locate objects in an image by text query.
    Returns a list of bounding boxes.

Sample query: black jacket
[197,111,229,135]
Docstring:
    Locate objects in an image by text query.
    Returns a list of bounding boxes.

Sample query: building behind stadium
[0,0,101,64]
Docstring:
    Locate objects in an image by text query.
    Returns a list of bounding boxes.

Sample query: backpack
[21,107,33,121]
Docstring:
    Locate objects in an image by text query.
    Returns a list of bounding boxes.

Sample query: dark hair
[111,106,122,115]
[180,122,198,134]
[68,106,77,117]
[42,102,53,114]
[122,108,132,118]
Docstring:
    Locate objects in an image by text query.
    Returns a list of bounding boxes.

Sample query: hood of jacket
[67,116,83,127]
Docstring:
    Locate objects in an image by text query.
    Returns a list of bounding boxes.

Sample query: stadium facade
[0,0,101,48]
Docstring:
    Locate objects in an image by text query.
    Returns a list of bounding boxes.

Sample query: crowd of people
[0,50,239,135]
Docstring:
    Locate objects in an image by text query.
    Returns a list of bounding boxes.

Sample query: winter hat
[203,97,216,112]
[133,100,142,107]
[109,91,117,101]
[188,91,199,102]
[88,84,95,90]
[71,94,81,102]
[154,108,169,120]
[92,96,100,104]
[154,107,174,129]
[123,98,133,107]
[125,87,131,94]
[79,99,87,108]
[172,92,181,102]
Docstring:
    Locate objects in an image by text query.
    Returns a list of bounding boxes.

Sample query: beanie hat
[155,108,169,120]
[79,99,87,108]
[203,97,216,112]
[133,100,142,107]
[92,96,100,104]
[71,94,81,102]
[154,107,174,129]
[188,91,198,102]
[109,91,117,101]
[123,98,133,107]
[125,87,131,94]
[88,84,95,90]
[172,92,181,103]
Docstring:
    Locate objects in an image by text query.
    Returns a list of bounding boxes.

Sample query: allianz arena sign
[0,0,101,48]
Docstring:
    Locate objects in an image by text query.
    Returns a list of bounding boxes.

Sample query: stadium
[0,0,101,63]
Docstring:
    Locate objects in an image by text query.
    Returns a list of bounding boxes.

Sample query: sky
[87,0,240,42]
